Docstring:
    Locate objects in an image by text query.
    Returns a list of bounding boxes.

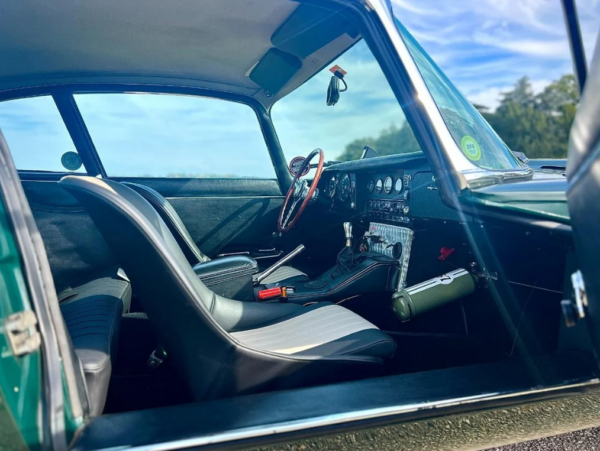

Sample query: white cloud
[392,0,600,110]
[467,86,506,111]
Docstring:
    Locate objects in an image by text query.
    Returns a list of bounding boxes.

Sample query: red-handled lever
[258,287,283,300]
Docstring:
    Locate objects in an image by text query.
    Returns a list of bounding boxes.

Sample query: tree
[481,74,579,159]
[501,76,537,109]
[537,75,578,114]
[338,122,421,161]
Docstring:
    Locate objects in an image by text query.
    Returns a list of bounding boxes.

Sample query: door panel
[168,196,283,257]
[22,175,348,292]
[116,178,285,258]
[22,177,289,292]
[22,180,118,292]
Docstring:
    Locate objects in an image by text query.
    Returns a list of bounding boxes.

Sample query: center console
[364,222,414,290]
[193,256,258,302]
[279,222,413,305]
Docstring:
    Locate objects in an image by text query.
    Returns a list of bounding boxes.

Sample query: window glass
[393,1,599,165]
[272,40,421,163]
[75,93,276,178]
[0,96,84,172]
[396,21,522,171]
[579,0,600,63]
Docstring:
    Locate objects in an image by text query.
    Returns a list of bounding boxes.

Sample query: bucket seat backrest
[61,177,231,400]
[121,182,209,265]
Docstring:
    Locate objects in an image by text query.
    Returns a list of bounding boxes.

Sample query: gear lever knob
[343,222,353,247]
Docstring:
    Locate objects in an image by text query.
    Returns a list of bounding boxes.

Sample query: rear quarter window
[0,96,84,173]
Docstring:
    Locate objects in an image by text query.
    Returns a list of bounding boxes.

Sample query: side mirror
[326,68,348,106]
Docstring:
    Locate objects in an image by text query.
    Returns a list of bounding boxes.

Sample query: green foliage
[482,75,578,159]
[338,74,578,161]
[338,122,421,161]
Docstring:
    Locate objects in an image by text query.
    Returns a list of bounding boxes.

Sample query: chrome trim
[365,0,533,189]
[96,379,600,451]
[462,167,535,189]
[254,244,305,284]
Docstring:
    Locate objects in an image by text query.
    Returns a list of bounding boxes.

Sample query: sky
[0,0,598,177]
[392,0,600,110]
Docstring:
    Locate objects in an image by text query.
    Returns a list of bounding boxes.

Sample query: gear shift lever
[343,222,353,247]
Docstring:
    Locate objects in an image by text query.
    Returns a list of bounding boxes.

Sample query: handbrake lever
[254,245,305,285]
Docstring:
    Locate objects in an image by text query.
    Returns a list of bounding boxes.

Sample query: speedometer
[326,175,337,197]
[338,173,351,201]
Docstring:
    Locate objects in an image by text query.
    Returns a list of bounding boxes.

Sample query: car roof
[0,0,359,106]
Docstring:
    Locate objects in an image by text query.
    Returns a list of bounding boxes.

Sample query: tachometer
[338,173,351,201]
[367,179,375,193]
[384,176,393,194]
[375,179,383,194]
[394,177,403,194]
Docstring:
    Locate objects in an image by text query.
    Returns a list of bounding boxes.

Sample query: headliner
[0,0,359,106]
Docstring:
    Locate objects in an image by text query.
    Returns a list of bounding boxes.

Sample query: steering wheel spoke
[277,149,324,233]
[281,196,301,230]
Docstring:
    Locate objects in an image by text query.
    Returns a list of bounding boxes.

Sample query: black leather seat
[60,176,396,400]
[122,182,308,285]
[58,266,131,415]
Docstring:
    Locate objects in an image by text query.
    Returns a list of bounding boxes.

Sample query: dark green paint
[0,200,42,449]
[464,173,570,224]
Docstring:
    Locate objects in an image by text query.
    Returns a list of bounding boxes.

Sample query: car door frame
[2,0,600,449]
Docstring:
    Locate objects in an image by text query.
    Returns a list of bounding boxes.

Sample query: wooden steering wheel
[278,149,324,233]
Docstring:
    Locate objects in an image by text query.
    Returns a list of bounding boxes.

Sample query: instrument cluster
[322,172,356,207]
[367,174,407,196]
[364,171,411,223]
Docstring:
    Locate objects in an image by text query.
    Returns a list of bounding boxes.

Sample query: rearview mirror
[326,76,341,106]
[326,67,348,106]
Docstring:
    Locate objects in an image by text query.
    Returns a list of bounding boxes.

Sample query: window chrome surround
[365,0,534,190]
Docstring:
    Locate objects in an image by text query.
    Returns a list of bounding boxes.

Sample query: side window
[74,93,276,178]
[0,96,84,173]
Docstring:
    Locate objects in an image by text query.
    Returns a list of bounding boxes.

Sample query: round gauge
[394,177,403,194]
[338,173,351,201]
[375,179,383,194]
[367,179,375,193]
[326,175,337,197]
[384,176,393,194]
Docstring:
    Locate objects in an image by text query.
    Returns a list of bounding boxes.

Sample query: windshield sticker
[461,135,482,161]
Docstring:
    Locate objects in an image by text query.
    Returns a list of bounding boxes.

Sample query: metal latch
[572,270,588,319]
[561,270,588,327]
[5,310,41,356]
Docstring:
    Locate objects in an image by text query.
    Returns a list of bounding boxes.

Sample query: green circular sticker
[461,135,482,161]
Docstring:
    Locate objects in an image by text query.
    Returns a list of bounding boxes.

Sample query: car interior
[1,0,598,443]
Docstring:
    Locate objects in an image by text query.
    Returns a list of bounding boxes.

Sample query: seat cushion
[58,265,132,312]
[231,304,396,360]
[59,266,130,416]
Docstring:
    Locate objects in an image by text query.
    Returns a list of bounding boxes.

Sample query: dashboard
[316,153,462,224]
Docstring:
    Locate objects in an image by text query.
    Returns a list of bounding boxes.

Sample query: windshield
[395,19,524,171]
[271,40,422,163]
